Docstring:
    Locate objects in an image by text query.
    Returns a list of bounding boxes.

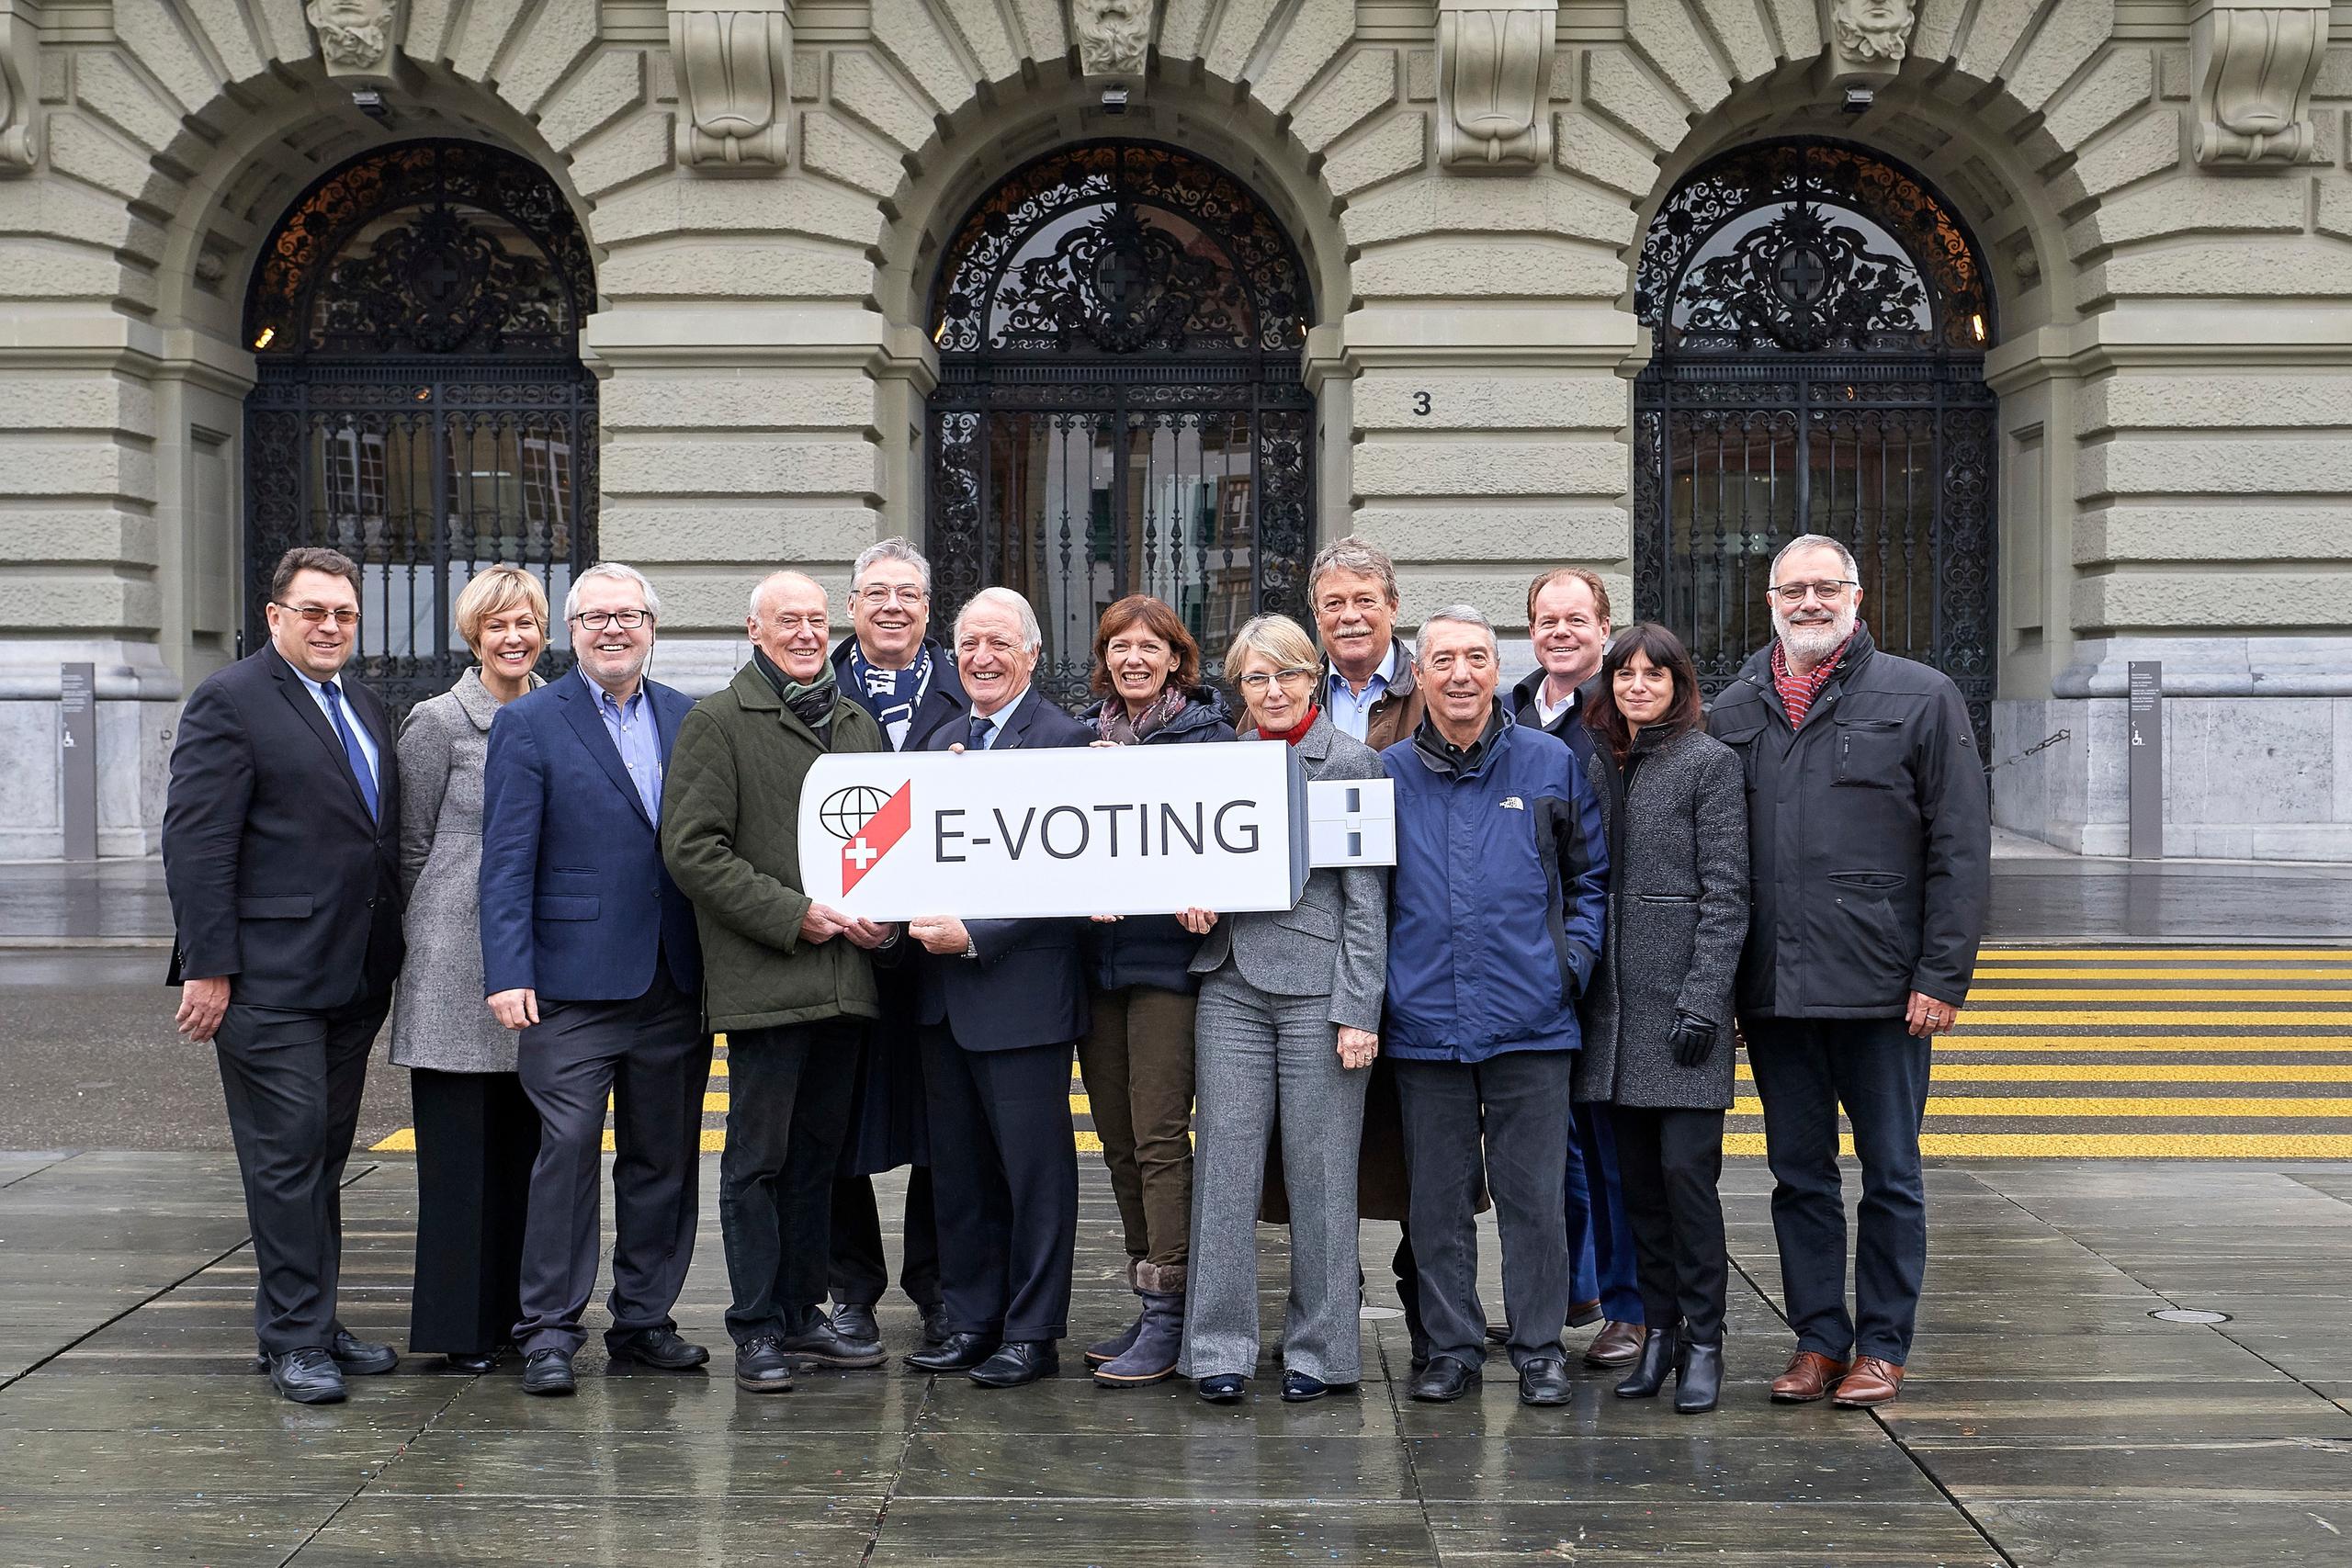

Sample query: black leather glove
[1668,1010,1717,1068]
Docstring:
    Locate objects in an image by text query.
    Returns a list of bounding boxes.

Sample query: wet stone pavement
[3,1156,2350,1565]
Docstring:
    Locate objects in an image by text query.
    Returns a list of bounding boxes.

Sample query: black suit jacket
[911,683,1094,1052]
[163,645,403,1009]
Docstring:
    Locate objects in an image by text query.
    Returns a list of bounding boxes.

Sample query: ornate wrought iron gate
[927,142,1314,705]
[1633,141,1996,746]
[242,140,597,715]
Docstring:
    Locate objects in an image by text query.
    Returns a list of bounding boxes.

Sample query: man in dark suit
[902,587,1093,1389]
[479,562,710,1396]
[825,538,967,1353]
[164,546,404,1404]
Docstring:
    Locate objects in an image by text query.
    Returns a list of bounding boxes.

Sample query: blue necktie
[321,682,379,821]
[966,712,995,750]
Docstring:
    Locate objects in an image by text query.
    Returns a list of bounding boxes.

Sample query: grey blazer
[388,668,541,1073]
[1576,727,1749,1110]
[1189,712,1389,1032]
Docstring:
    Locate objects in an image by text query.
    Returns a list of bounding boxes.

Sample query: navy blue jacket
[1381,707,1610,1063]
[1081,686,1238,994]
[479,670,703,1003]
[1508,667,1602,773]
[911,683,1096,1051]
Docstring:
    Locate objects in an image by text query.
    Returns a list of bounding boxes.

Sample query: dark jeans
[1571,1100,1645,1323]
[1075,984,1196,1291]
[514,970,711,1357]
[921,1025,1079,1342]
[1745,1017,1933,1364]
[718,1020,862,1345]
[213,992,388,1356]
[1395,1051,1575,1371]
[407,1067,539,1356]
[1612,1106,1728,1344]
[831,1167,941,1314]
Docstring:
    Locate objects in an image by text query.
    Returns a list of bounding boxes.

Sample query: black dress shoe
[1518,1358,1573,1406]
[1674,1341,1723,1415]
[441,1350,498,1374]
[521,1348,575,1396]
[1408,1356,1480,1403]
[329,1329,399,1376]
[734,1336,795,1394]
[967,1340,1057,1388]
[605,1327,709,1371]
[919,1307,950,1348]
[1196,1373,1247,1404]
[267,1348,347,1405]
[831,1303,882,1347]
[1614,1329,1679,1400]
[905,1331,998,1372]
[1282,1371,1354,1404]
[781,1317,887,1370]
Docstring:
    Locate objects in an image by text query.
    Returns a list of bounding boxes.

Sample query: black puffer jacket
[1705,626,1989,1020]
[1084,685,1238,993]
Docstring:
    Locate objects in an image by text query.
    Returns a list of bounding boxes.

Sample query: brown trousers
[1076,985,1197,1292]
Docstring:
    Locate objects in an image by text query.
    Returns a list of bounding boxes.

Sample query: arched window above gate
[242,141,598,715]
[927,141,1315,705]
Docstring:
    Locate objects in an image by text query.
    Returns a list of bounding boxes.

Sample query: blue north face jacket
[1381,708,1611,1063]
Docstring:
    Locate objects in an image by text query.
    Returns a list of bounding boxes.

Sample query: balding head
[746,570,832,682]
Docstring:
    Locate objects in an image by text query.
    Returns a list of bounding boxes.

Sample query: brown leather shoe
[1770,1350,1850,1404]
[1831,1356,1905,1408]
[1583,1321,1645,1367]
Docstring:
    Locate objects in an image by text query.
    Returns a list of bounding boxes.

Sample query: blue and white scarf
[845,643,933,747]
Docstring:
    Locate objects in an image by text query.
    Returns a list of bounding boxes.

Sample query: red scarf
[1771,633,1852,729]
[1260,705,1319,747]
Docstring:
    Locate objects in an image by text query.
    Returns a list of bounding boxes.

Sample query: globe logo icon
[820,784,894,841]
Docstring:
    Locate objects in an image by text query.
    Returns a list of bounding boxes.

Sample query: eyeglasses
[855,585,928,607]
[273,602,359,627]
[1767,580,1857,604]
[1235,666,1317,693]
[571,608,651,630]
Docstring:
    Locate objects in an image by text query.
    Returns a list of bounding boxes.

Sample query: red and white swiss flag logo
[820,782,913,894]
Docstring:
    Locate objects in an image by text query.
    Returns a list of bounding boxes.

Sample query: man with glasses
[825,538,968,1355]
[480,562,712,1396]
[1708,534,1988,1410]
[164,547,405,1404]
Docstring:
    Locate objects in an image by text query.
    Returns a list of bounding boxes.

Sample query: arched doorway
[1633,140,1996,744]
[243,140,597,713]
[926,141,1314,703]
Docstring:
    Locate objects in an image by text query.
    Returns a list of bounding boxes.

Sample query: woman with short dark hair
[1577,623,1749,1414]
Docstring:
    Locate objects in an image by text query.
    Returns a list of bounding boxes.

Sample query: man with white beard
[1705,534,1987,1411]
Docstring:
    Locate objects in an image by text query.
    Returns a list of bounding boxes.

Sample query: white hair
[565,562,662,623]
[956,586,1043,652]
[852,536,932,594]
[748,570,825,620]
[1307,536,1399,606]
[1414,603,1498,665]
[1770,534,1860,584]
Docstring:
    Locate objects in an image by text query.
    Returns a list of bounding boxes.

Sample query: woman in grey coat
[1577,623,1749,1415]
[1179,615,1388,1405]
[390,566,548,1371]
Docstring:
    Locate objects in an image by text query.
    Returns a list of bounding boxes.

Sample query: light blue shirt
[1324,642,1398,743]
[295,670,380,793]
[583,668,664,822]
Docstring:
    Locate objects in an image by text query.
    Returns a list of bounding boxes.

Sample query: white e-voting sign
[797,740,1394,920]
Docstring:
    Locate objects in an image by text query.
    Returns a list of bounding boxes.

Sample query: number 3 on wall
[1411,390,1430,417]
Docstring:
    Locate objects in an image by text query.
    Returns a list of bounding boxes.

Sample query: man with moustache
[1709,534,1988,1409]
[901,587,1095,1389]
[1510,568,1646,1371]
[662,572,895,1392]
[1382,605,1609,1406]
[826,538,967,1353]
[1312,536,1424,750]
[163,547,403,1404]
[480,563,710,1396]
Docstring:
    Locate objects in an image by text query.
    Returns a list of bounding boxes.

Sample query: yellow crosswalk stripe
[1973,967,2352,980]
[1962,1010,2352,1025]
[1964,987,2352,1002]
[1973,948,2352,961]
[1724,1133,2352,1157]
[1737,1061,2352,1082]
[1940,1036,2352,1051]
[1734,1095,2352,1118]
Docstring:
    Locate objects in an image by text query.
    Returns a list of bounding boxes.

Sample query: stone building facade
[2,0,2349,860]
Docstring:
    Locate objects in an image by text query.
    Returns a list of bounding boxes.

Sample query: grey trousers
[1180,969,1369,1383]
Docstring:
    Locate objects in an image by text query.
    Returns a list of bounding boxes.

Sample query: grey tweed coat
[1576,726,1749,1110]
[389,668,540,1072]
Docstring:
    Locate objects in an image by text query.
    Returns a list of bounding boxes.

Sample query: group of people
[163,528,1989,1418]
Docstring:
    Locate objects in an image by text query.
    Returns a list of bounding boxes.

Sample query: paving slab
[1423,1500,2006,1565]
[865,1499,1435,1566]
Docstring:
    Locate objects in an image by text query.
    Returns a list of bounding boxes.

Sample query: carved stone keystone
[305,0,406,85]
[1826,0,1916,83]
[1073,0,1154,82]
[669,0,795,169]
[2190,0,2331,166]
[1436,0,1556,169]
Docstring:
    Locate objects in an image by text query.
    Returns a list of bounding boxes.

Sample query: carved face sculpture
[1832,0,1914,63]
[307,0,394,68]
[1075,0,1153,76]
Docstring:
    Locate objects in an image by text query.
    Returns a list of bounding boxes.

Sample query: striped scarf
[1770,632,1853,728]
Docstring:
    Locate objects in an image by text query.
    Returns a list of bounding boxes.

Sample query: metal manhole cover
[2149,1308,2231,1325]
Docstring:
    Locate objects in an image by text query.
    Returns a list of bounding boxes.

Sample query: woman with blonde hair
[391,564,550,1371]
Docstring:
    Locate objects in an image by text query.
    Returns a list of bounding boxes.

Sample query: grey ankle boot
[1094,1290,1183,1385]
[1085,1291,1144,1366]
